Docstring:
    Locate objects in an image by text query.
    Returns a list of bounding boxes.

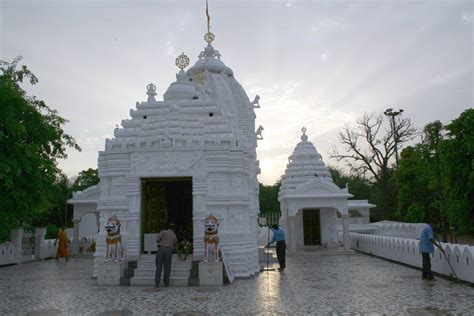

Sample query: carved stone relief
[230,174,247,194]
[208,176,226,194]
[230,209,244,230]
[99,177,111,198]
[110,177,126,198]
[131,151,203,175]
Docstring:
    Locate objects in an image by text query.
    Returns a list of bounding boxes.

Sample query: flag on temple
[206,0,211,31]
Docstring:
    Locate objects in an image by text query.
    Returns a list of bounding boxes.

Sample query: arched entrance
[141,177,193,253]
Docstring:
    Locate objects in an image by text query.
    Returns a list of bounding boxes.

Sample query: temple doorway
[303,208,321,245]
[141,177,193,253]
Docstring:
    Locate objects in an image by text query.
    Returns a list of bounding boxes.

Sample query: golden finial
[204,32,215,44]
[301,127,308,141]
[175,52,190,70]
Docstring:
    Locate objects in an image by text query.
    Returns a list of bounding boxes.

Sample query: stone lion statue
[105,215,124,262]
[203,214,220,262]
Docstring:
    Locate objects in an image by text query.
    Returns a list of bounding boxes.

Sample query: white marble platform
[2,254,474,315]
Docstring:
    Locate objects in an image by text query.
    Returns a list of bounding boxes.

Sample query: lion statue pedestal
[98,215,127,285]
[198,261,223,286]
[97,261,128,285]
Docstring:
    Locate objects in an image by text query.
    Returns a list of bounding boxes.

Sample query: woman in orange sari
[55,226,69,261]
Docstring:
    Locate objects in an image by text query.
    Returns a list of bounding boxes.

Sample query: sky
[1,0,473,185]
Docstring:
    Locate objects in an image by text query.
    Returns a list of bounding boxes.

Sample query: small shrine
[278,128,374,252]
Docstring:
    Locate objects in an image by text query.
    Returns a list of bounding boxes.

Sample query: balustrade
[350,233,474,283]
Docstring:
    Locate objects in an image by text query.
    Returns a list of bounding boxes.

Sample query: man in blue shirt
[419,222,442,280]
[266,225,286,271]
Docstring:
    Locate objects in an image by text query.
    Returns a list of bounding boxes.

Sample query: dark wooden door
[303,209,321,245]
[141,177,193,252]
[142,183,168,235]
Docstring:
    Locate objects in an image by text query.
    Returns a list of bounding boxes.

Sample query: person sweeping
[419,222,442,280]
[266,225,286,271]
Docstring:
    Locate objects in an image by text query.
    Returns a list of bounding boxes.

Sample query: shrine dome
[163,70,196,101]
[279,127,334,197]
[186,44,229,75]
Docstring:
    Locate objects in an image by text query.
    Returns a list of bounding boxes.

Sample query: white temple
[69,30,262,278]
[279,128,374,252]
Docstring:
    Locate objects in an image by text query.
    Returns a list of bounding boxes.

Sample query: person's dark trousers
[276,240,286,269]
[421,252,433,279]
[155,246,173,286]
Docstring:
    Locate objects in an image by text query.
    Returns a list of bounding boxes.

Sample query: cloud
[311,18,345,33]
[165,40,175,56]
[79,137,101,147]
[320,49,329,61]
[461,11,472,22]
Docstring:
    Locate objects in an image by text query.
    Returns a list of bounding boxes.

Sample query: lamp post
[384,108,404,167]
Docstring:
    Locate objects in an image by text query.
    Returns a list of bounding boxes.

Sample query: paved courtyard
[1,252,473,315]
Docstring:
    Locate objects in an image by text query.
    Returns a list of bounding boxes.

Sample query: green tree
[395,121,446,231]
[440,109,474,234]
[0,57,80,241]
[31,173,73,237]
[395,114,473,238]
[259,181,281,215]
[395,146,433,223]
[71,168,99,193]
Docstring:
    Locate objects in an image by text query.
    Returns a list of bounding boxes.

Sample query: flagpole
[206,0,211,33]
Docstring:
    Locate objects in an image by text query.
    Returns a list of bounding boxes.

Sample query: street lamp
[384,108,404,167]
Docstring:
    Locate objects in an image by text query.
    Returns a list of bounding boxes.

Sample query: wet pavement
[1,252,473,315]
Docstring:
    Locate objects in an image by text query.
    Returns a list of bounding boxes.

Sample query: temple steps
[130,254,192,286]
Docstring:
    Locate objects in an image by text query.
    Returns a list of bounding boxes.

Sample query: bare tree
[331,112,417,219]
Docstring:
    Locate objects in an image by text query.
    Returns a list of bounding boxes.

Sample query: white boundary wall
[371,222,426,239]
[350,233,474,283]
[1,227,96,266]
[0,239,56,266]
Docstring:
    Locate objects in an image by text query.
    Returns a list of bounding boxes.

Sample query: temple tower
[91,29,262,277]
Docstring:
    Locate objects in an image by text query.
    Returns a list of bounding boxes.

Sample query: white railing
[1,228,100,267]
[336,217,370,225]
[350,233,474,283]
[371,222,426,239]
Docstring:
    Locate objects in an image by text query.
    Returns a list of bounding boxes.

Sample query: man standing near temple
[155,224,177,287]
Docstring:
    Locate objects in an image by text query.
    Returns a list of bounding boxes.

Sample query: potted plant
[176,239,192,261]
